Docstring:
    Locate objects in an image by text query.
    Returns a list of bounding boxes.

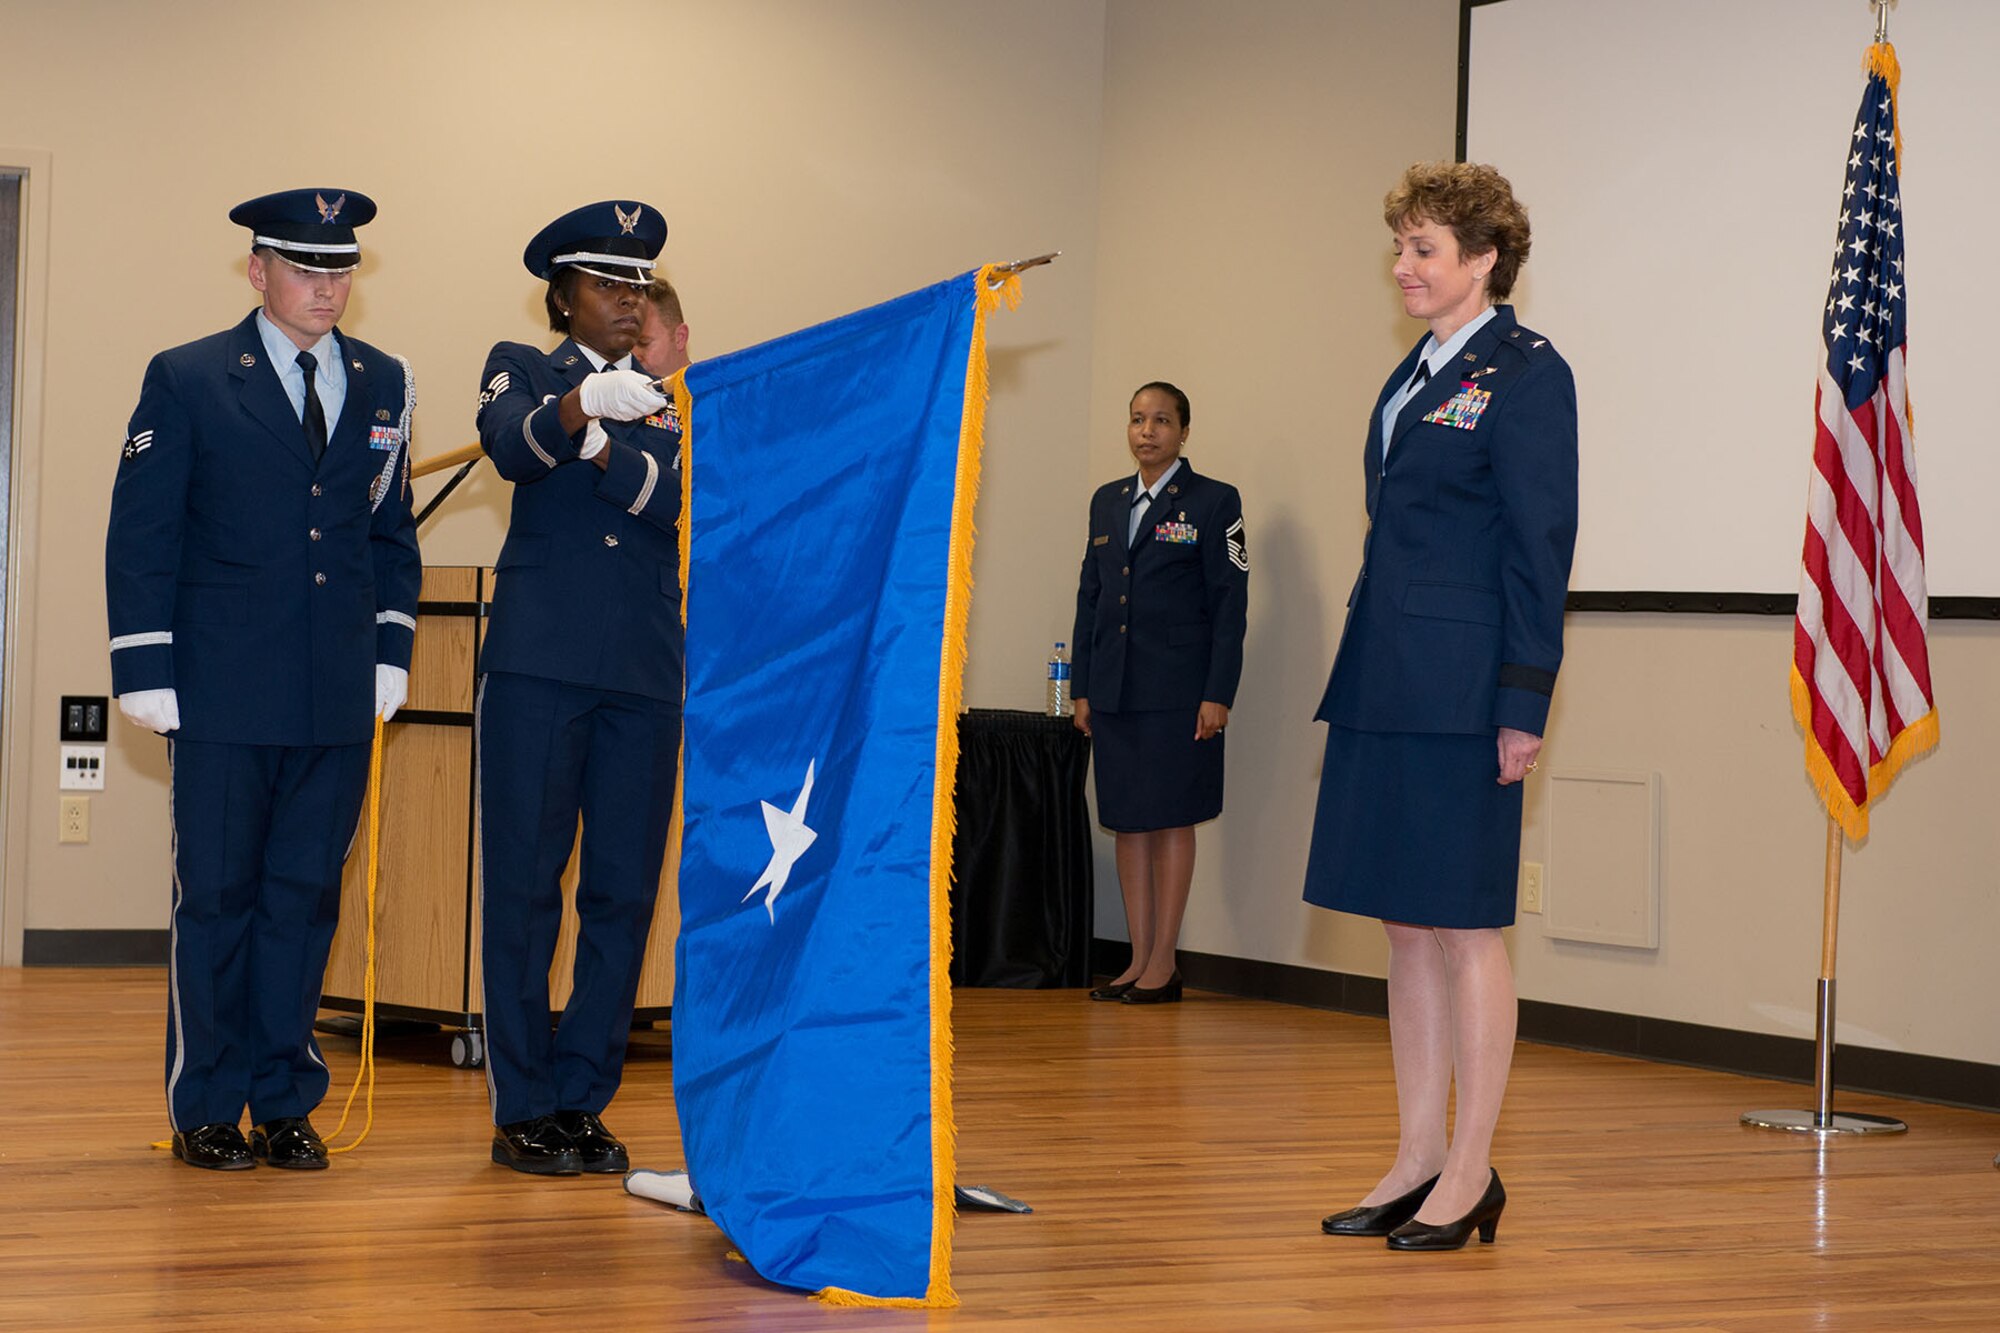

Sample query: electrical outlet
[59,795,90,844]
[1520,861,1544,914]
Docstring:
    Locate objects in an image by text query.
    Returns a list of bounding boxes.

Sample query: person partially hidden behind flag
[1305,162,1576,1250]
[633,276,691,383]
[474,200,684,1176]
[105,188,421,1170]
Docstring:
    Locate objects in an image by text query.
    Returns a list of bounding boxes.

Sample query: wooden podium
[321,567,678,1065]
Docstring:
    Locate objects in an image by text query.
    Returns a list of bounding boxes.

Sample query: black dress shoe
[172,1122,255,1171]
[492,1115,583,1175]
[1120,972,1183,1004]
[250,1116,329,1170]
[1386,1170,1506,1250]
[553,1110,628,1173]
[1088,980,1136,1001]
[1321,1174,1439,1236]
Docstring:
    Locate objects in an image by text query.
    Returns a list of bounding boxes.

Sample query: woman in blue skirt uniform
[1306,163,1577,1249]
[1071,382,1248,1005]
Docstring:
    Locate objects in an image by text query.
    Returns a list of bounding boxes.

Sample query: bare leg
[1411,925,1516,1222]
[1136,826,1195,988]
[1358,921,1452,1205]
[1109,831,1157,986]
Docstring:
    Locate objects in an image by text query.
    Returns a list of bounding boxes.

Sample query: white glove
[579,419,609,461]
[577,368,669,422]
[376,665,409,722]
[118,688,180,735]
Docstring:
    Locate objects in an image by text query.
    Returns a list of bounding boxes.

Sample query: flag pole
[1741,814,1905,1135]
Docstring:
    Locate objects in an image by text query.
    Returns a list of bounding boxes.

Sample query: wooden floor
[3,969,1998,1330]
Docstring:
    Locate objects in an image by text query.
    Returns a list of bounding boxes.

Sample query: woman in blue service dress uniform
[1306,163,1576,1250]
[474,201,685,1176]
[1071,382,1248,1005]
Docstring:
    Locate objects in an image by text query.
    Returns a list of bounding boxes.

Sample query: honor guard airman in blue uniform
[474,201,683,1176]
[105,189,422,1171]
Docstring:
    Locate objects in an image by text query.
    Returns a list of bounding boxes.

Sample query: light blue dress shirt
[256,310,347,439]
[1381,304,1499,455]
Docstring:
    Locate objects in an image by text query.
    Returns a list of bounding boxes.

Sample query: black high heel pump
[1088,979,1136,1001]
[1320,1173,1439,1236]
[1385,1170,1505,1250]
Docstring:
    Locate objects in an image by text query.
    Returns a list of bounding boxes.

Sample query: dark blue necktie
[297,350,327,461]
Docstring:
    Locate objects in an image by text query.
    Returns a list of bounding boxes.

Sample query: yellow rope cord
[325,715,386,1152]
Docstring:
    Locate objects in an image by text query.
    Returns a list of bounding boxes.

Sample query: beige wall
[1,0,1106,947]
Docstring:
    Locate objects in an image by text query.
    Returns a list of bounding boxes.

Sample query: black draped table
[949,708,1094,988]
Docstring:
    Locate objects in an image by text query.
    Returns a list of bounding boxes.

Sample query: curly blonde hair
[1384,162,1532,301]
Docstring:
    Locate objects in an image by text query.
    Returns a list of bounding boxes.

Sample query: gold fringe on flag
[812,267,1020,1311]
[1790,665,1939,843]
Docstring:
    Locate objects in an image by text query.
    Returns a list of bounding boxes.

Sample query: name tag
[1092,534,1110,547]
[1154,522,1198,544]
[369,425,404,450]
[1421,382,1493,431]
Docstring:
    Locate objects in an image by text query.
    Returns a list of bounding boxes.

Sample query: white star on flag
[742,760,819,923]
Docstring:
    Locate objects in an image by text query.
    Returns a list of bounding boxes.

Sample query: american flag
[1792,42,1937,841]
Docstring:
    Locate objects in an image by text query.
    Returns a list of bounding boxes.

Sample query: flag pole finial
[1871,0,1895,44]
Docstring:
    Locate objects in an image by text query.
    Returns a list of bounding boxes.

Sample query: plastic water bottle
[1046,642,1071,717]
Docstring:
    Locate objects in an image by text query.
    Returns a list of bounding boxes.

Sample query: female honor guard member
[1071,382,1248,1005]
[475,202,682,1176]
[1307,162,1576,1251]
[106,189,421,1171]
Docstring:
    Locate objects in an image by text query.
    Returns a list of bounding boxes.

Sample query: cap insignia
[316,192,346,223]
[614,204,640,236]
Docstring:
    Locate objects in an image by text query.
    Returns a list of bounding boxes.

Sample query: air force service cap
[229,188,377,274]
[523,200,667,286]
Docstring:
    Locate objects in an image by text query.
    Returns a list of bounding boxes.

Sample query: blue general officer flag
[669,266,1019,1307]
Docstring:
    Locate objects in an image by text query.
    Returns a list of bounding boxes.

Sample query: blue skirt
[1302,725,1522,929]
[1089,706,1224,833]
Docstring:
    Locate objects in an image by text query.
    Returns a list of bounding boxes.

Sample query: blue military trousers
[475,671,681,1126]
[165,739,370,1130]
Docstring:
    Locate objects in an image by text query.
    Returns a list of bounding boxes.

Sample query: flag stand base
[1739,1108,1906,1135]
[1741,978,1906,1136]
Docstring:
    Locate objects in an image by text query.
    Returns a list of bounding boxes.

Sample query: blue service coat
[474,339,684,702]
[1315,305,1578,737]
[1072,459,1247,714]
[106,311,421,746]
